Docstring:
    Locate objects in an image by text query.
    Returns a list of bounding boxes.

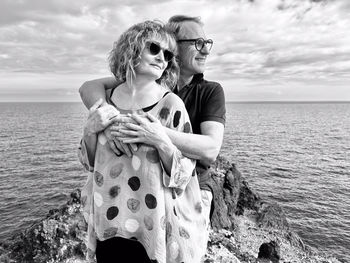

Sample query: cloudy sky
[0,0,349,102]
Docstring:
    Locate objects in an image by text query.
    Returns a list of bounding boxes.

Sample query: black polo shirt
[174,74,226,190]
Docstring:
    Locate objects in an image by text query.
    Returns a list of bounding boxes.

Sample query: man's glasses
[146,42,174,62]
[177,38,213,52]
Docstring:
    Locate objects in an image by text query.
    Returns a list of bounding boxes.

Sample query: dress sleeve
[156,93,196,194]
[77,139,94,172]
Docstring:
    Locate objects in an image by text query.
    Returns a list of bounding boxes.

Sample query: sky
[0,0,349,102]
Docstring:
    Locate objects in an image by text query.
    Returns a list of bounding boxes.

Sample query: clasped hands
[84,99,170,157]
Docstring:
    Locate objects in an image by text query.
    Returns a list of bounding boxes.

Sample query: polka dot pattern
[146,149,159,163]
[144,215,154,231]
[159,107,170,120]
[93,192,103,207]
[195,202,202,213]
[110,163,124,178]
[94,171,104,187]
[169,240,180,259]
[80,93,206,263]
[97,150,106,165]
[132,155,141,170]
[109,185,120,198]
[127,198,140,213]
[173,111,181,128]
[166,221,172,242]
[183,122,191,133]
[145,194,157,209]
[125,219,139,232]
[128,176,141,191]
[103,227,119,239]
[179,226,190,239]
[98,134,107,145]
[106,206,119,220]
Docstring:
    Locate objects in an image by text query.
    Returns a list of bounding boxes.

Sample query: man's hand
[84,99,119,136]
[104,125,137,158]
[111,112,172,149]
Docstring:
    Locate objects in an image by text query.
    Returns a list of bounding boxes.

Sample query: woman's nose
[155,50,165,62]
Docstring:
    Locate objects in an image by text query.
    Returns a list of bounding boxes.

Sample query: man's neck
[178,74,194,91]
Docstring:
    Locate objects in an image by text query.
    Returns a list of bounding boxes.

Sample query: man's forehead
[178,21,206,39]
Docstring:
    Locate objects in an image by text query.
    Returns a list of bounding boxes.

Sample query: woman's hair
[109,20,179,90]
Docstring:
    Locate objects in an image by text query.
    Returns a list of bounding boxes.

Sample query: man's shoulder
[198,78,225,98]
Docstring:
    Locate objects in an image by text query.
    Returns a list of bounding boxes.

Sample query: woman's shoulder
[160,92,186,109]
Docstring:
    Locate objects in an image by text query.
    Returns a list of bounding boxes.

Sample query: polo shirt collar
[190,73,204,85]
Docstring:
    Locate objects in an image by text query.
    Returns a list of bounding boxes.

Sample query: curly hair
[108,20,179,90]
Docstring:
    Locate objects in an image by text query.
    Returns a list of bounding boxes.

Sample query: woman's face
[135,38,173,80]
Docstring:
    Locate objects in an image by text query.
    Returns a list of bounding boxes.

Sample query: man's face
[177,21,211,76]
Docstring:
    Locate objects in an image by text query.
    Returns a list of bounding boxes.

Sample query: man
[79,15,226,227]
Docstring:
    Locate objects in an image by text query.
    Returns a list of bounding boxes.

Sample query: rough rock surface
[0,156,342,263]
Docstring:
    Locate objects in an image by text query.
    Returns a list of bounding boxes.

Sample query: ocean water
[0,102,349,262]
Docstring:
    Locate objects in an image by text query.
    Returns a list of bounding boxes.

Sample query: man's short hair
[166,15,203,39]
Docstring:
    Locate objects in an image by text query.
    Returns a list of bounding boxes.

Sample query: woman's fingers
[146,112,158,122]
[121,137,141,144]
[129,113,148,125]
[111,130,139,137]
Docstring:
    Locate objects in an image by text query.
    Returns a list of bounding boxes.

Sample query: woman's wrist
[157,137,176,156]
[83,122,97,137]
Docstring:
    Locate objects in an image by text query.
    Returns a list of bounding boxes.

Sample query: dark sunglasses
[146,42,174,62]
[177,38,213,52]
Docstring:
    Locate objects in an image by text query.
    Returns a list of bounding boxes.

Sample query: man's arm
[79,77,118,109]
[165,121,224,165]
[79,77,137,156]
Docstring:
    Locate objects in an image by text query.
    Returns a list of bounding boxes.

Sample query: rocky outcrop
[0,156,342,263]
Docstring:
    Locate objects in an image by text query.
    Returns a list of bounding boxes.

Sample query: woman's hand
[110,112,172,150]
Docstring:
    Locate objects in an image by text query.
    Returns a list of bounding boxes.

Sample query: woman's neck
[112,77,166,110]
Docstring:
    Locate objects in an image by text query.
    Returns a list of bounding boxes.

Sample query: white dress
[78,93,208,263]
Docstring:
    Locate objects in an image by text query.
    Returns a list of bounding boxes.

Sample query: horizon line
[1,100,350,104]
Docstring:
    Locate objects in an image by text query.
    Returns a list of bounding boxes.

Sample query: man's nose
[200,44,210,55]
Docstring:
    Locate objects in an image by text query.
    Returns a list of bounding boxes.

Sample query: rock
[257,241,280,263]
[257,203,289,230]
[1,190,87,263]
[208,156,243,230]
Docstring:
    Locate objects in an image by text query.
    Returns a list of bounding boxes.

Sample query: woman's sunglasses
[147,42,174,62]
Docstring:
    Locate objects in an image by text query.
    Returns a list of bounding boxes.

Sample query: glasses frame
[146,42,174,62]
[177,38,213,51]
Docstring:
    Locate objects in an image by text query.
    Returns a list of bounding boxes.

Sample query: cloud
[0,0,349,101]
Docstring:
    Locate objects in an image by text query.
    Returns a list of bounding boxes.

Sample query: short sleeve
[200,83,226,125]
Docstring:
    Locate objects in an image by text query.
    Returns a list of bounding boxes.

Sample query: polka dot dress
[79,93,208,263]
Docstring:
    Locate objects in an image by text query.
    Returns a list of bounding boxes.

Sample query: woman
[78,21,208,263]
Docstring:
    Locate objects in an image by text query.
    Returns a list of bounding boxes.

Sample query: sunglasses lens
[149,42,161,55]
[163,50,174,62]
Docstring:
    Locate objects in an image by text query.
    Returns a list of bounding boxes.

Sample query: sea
[0,102,349,262]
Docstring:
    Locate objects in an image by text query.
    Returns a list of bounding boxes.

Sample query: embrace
[78,15,226,263]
